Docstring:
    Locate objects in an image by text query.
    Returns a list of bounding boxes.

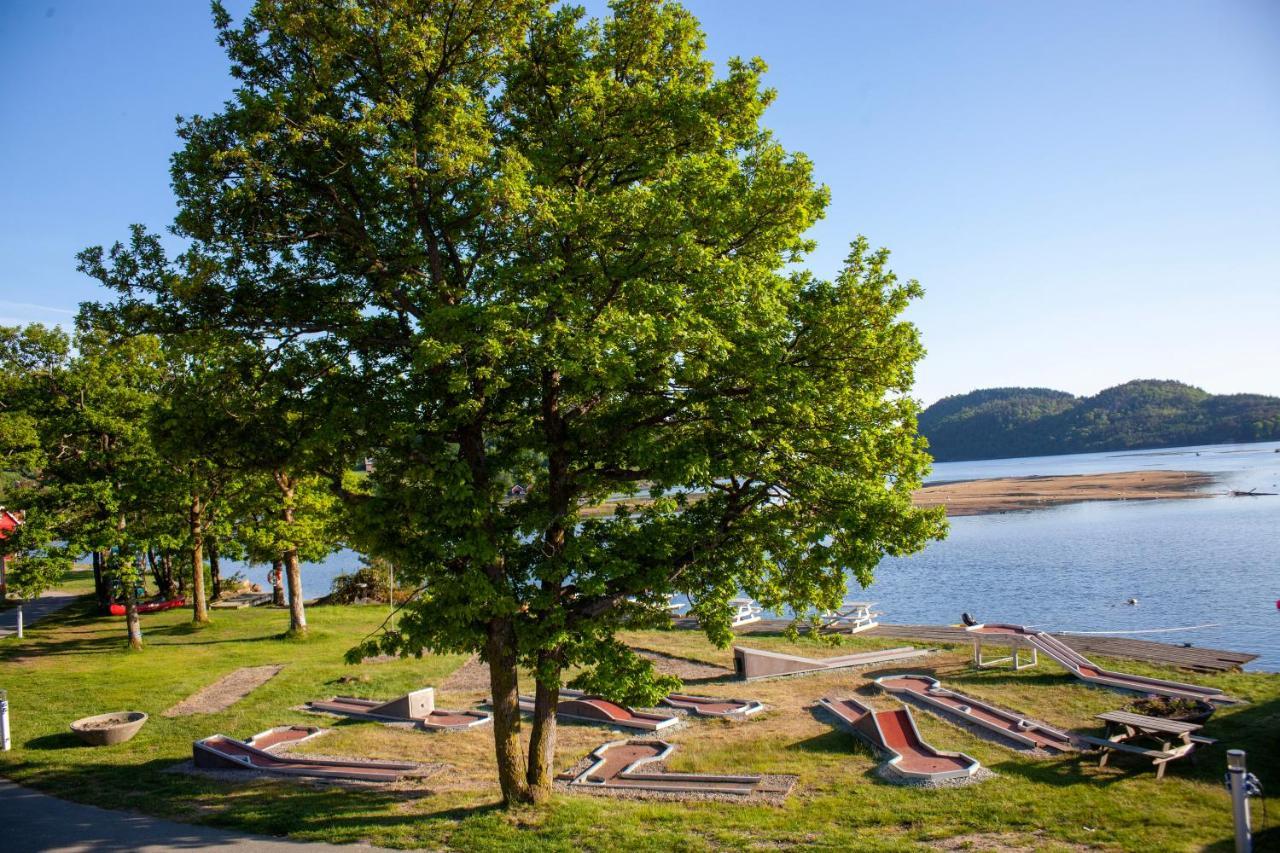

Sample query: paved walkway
[0,591,80,639]
[0,779,399,852]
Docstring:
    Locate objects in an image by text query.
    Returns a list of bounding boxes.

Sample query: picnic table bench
[819,601,881,633]
[1081,710,1205,779]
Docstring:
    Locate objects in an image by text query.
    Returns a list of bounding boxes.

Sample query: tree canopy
[80,0,944,803]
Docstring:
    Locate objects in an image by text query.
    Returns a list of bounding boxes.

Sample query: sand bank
[912,470,1214,517]
[578,470,1215,519]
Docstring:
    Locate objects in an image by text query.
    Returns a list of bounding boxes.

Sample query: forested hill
[919,380,1280,462]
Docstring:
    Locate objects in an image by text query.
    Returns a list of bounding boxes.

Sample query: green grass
[1,597,1278,852]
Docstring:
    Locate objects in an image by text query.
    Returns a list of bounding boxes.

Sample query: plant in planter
[1125,695,1215,724]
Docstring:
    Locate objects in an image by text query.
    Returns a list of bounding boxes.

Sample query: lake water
[226,440,1280,671]
[870,440,1280,671]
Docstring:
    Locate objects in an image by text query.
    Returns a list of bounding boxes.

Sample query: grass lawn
[1,591,1277,852]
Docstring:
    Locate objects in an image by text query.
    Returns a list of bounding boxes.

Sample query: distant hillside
[920,380,1280,462]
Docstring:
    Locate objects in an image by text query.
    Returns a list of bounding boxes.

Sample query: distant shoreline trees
[920,380,1280,462]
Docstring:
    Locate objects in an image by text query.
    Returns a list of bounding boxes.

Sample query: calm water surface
[873,440,1280,670]
[227,440,1280,670]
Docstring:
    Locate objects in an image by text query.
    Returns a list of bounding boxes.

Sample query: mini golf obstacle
[733,644,929,681]
[517,689,678,732]
[193,725,419,782]
[244,725,324,750]
[874,674,1075,753]
[965,623,1233,703]
[661,693,764,718]
[307,687,492,731]
[561,739,789,798]
[819,695,981,784]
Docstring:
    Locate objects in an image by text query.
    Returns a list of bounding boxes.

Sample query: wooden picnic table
[1081,710,1205,780]
[1097,710,1201,748]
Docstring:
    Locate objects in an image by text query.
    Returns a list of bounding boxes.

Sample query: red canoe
[109,598,186,616]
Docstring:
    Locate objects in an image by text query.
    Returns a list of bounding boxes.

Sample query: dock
[671,618,1256,673]
[210,592,272,610]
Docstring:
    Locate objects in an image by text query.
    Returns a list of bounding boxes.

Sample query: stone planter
[69,711,148,746]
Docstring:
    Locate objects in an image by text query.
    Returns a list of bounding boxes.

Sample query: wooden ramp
[669,617,1256,673]
[733,645,929,681]
[864,624,1256,673]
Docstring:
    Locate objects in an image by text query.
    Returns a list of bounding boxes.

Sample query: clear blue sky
[2,1,1278,405]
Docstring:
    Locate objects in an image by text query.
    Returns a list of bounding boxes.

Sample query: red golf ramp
[661,693,764,718]
[966,623,1231,703]
[193,726,419,782]
[562,739,787,797]
[307,687,492,731]
[875,674,1075,753]
[820,696,980,783]
[517,689,678,732]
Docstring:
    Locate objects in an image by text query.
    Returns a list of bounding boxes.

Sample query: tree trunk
[189,493,209,623]
[283,547,306,634]
[92,550,112,614]
[271,558,285,606]
[486,617,530,805]
[208,535,221,601]
[148,547,176,600]
[526,368,571,802]
[123,565,143,650]
[171,551,184,595]
[275,471,307,635]
[526,651,563,802]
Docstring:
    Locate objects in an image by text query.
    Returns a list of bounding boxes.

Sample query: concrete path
[0,590,80,639]
[0,778,400,852]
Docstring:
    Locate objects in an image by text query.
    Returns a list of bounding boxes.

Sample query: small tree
[0,511,69,638]
[231,471,342,634]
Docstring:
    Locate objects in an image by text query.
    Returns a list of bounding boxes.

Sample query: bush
[217,571,249,597]
[328,562,394,604]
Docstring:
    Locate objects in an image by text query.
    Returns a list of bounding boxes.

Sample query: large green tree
[84,0,945,802]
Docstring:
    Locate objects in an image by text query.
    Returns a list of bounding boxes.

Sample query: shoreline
[912,470,1215,516]
[579,470,1217,519]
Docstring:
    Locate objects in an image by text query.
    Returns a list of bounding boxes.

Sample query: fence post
[1227,749,1252,853]
[1,689,10,751]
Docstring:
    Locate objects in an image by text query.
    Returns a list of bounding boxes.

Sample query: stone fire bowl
[69,711,148,746]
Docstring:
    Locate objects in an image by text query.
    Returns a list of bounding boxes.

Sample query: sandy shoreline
[580,470,1216,519]
[912,470,1215,516]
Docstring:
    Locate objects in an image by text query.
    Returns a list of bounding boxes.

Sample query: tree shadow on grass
[16,755,507,847]
[24,732,85,750]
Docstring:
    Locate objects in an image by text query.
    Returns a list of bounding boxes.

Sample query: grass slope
[1,589,1277,851]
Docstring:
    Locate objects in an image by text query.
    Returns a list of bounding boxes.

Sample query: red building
[0,508,21,596]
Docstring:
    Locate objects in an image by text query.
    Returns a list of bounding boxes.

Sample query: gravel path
[0,591,80,639]
[162,665,284,717]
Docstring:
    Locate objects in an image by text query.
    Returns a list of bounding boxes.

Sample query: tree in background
[1,326,72,633]
[15,329,169,649]
[231,470,343,634]
[0,509,70,638]
[83,0,944,801]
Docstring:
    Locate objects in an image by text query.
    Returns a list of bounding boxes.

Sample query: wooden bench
[1075,734,1191,780]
